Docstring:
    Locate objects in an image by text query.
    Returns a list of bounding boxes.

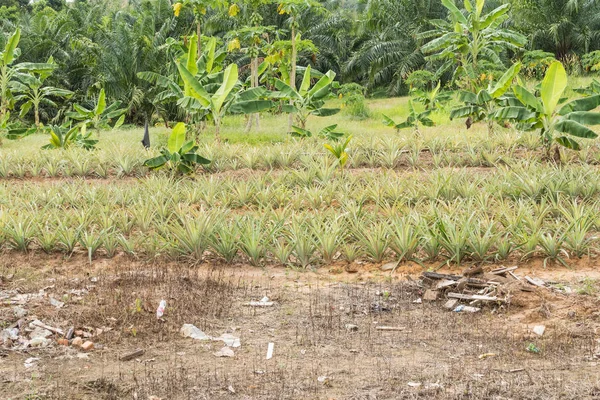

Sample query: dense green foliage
[1,0,600,128]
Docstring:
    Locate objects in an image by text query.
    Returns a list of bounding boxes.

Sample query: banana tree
[275,65,339,131]
[144,122,210,174]
[411,81,452,111]
[574,79,600,96]
[418,0,526,90]
[493,61,600,160]
[176,61,276,141]
[138,36,227,127]
[1,29,55,124]
[324,135,352,170]
[42,124,98,150]
[172,0,228,58]
[383,100,434,136]
[227,25,274,131]
[277,0,323,130]
[289,123,344,140]
[14,58,73,127]
[450,62,521,134]
[66,89,127,135]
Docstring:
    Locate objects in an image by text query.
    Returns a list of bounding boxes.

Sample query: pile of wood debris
[419,266,551,312]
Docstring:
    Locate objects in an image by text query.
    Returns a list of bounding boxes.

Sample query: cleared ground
[2,255,600,399]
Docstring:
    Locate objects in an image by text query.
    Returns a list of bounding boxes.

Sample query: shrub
[522,50,556,79]
[405,70,435,91]
[582,51,600,73]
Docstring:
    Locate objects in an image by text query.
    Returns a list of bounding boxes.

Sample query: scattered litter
[214,333,241,348]
[443,299,458,310]
[317,376,330,385]
[30,320,64,336]
[407,382,422,388]
[156,300,166,319]
[478,353,497,359]
[12,306,27,318]
[24,357,40,368]
[213,347,235,358]
[180,324,211,341]
[533,325,546,336]
[266,342,274,360]
[345,324,359,332]
[526,343,540,353]
[413,298,422,304]
[376,326,406,331]
[228,385,235,394]
[453,305,481,313]
[180,325,240,347]
[65,327,74,340]
[254,370,265,375]
[30,326,53,340]
[245,296,274,307]
[49,297,65,309]
[1,328,19,342]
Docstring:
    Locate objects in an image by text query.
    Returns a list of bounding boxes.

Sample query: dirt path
[1,255,600,399]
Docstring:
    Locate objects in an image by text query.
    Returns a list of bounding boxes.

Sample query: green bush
[522,50,556,79]
[405,70,435,91]
[582,51,600,73]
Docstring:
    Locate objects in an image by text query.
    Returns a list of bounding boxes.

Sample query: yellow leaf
[173,2,182,16]
[228,4,240,16]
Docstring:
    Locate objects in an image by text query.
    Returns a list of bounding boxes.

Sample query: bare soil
[2,254,600,399]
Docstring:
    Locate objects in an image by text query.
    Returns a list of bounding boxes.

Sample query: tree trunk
[196,20,202,58]
[288,22,296,132]
[253,56,260,129]
[246,56,260,132]
[215,118,221,143]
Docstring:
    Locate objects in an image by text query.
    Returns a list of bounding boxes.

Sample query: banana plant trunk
[288,22,297,132]
[245,55,260,132]
[196,20,202,58]
[214,117,221,143]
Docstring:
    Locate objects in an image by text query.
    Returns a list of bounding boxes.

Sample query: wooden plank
[525,276,545,287]
[436,279,457,289]
[490,266,518,275]
[31,320,64,336]
[447,293,504,302]
[421,272,462,281]
[508,271,521,281]
[120,349,145,361]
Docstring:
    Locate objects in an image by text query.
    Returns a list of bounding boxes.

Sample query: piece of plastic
[156,300,167,319]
